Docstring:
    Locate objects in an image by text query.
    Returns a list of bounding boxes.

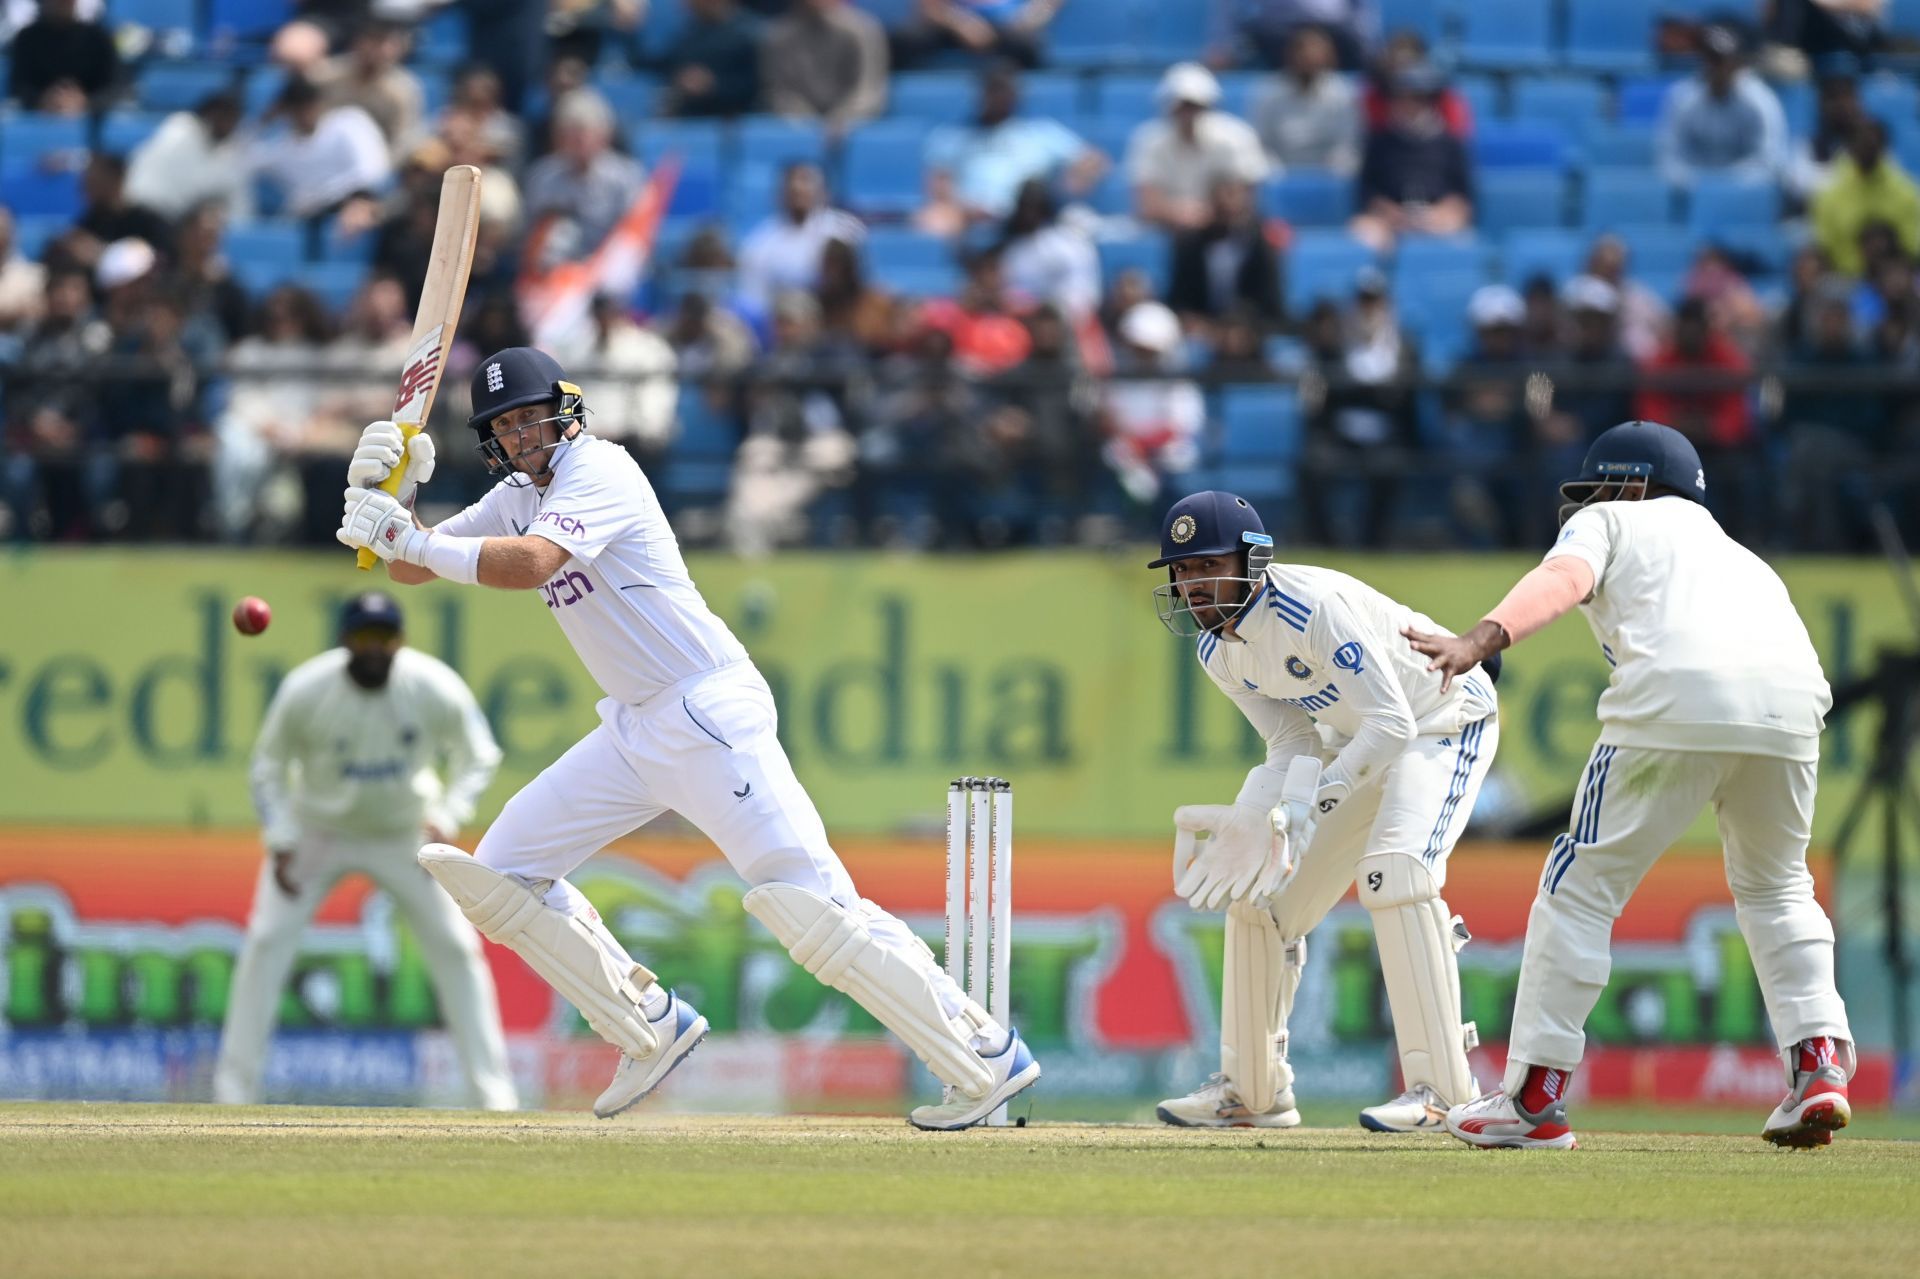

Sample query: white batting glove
[337,486,428,564]
[345,421,436,504]
[1172,802,1292,912]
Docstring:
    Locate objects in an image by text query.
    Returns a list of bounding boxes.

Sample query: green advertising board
[0,548,1909,839]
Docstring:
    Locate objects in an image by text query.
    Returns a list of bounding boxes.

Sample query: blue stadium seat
[890,72,976,124]
[1500,228,1589,285]
[0,115,88,174]
[296,261,371,312]
[1583,166,1676,229]
[863,227,951,275]
[98,112,167,155]
[1394,234,1492,281]
[1216,73,1261,121]
[842,121,927,215]
[415,6,471,64]
[1686,176,1781,231]
[1617,77,1679,125]
[637,120,725,217]
[1563,0,1661,73]
[661,461,733,506]
[1455,0,1555,70]
[1285,231,1377,311]
[107,0,197,36]
[1219,386,1301,465]
[1396,271,1483,345]
[1583,124,1656,167]
[1473,122,1570,170]
[13,214,66,260]
[1707,223,1793,276]
[1511,78,1607,144]
[1604,225,1696,276]
[243,67,289,117]
[886,264,964,297]
[1094,73,1160,125]
[1892,0,1920,35]
[1096,235,1167,291]
[0,169,83,217]
[1861,75,1919,127]
[208,0,293,41]
[416,68,452,119]
[1777,79,1815,139]
[1378,0,1444,43]
[736,116,828,170]
[1047,0,1144,68]
[1476,169,1567,233]
[600,77,662,123]
[1020,73,1082,121]
[674,385,738,461]
[1454,74,1502,125]
[135,61,235,112]
[1263,171,1355,227]
[224,222,305,267]
[1141,5,1209,62]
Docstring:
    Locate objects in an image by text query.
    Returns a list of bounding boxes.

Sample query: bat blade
[355,164,483,570]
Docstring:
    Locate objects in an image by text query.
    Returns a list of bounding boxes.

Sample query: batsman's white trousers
[1507,746,1852,1073]
[213,830,517,1109]
[475,662,970,1018]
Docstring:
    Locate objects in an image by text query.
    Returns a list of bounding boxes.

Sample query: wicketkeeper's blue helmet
[1559,420,1706,522]
[1148,491,1276,637]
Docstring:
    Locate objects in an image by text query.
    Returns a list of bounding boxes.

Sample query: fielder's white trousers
[213,830,518,1110]
[1507,745,1852,1074]
[475,662,970,1019]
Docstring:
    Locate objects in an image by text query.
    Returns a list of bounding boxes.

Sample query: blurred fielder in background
[335,348,1041,1130]
[1408,420,1854,1150]
[1150,490,1500,1134]
[215,591,515,1109]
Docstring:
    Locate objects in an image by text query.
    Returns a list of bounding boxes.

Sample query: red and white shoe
[1445,1089,1577,1150]
[1763,1036,1852,1149]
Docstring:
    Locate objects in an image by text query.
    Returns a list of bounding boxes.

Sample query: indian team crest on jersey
[1285,656,1314,680]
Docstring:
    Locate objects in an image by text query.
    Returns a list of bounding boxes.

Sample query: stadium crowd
[2,0,1919,553]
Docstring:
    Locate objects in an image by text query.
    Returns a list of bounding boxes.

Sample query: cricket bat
[354,164,484,570]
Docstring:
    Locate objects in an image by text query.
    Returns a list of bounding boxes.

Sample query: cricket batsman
[215,591,516,1109]
[1152,490,1500,1132]
[335,348,1040,1129]
[1407,420,1854,1150]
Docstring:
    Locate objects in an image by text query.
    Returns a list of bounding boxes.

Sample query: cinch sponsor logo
[539,570,597,611]
[535,511,588,537]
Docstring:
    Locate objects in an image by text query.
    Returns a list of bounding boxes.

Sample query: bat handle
[352,422,423,571]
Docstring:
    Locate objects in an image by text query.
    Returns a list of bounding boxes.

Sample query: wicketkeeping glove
[346,420,436,504]
[337,486,428,564]
[1172,802,1294,912]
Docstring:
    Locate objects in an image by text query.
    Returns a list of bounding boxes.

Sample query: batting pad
[1221,902,1302,1108]
[417,846,659,1059]
[1356,854,1478,1107]
[743,883,995,1099]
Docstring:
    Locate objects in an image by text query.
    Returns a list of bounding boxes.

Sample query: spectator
[319,274,414,437]
[0,206,47,334]
[1779,277,1883,551]
[1362,28,1470,137]
[892,0,1063,70]
[1585,234,1670,361]
[165,203,252,345]
[660,0,763,118]
[547,0,647,67]
[732,290,860,554]
[1251,23,1363,176]
[1167,176,1283,331]
[761,0,890,128]
[919,65,1106,236]
[1788,67,1863,199]
[1545,275,1636,446]
[1813,118,1920,276]
[214,285,335,541]
[1767,0,1884,65]
[434,116,526,239]
[462,0,549,113]
[553,294,680,456]
[1655,22,1789,189]
[125,92,252,224]
[1100,301,1203,503]
[657,290,757,380]
[1685,243,1769,353]
[997,178,1101,319]
[1520,274,1561,357]
[1349,64,1472,251]
[1442,285,1532,545]
[438,65,526,171]
[8,0,119,114]
[5,267,110,539]
[524,54,600,160]
[979,304,1099,527]
[250,76,393,222]
[75,154,175,261]
[1212,0,1378,72]
[1127,63,1270,232]
[865,323,984,546]
[920,247,1032,375]
[1295,283,1413,547]
[522,90,646,259]
[737,161,865,311]
[310,18,426,161]
[1635,296,1757,536]
[816,237,895,352]
[1207,305,1276,379]
[1776,243,1838,352]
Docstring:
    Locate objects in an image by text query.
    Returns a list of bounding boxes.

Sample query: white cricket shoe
[1156,1074,1302,1129]
[1763,1036,1852,1148]
[593,991,709,1119]
[908,1029,1041,1131]
[1359,1083,1451,1133]
[1444,1089,1578,1150]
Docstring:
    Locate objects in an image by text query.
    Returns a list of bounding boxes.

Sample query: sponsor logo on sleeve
[1332,642,1366,675]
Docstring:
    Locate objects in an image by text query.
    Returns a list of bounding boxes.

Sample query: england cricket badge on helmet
[468,346,589,481]
[1148,491,1276,638]
[1558,419,1705,522]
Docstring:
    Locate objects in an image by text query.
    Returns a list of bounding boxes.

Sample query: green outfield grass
[1,1106,1915,1279]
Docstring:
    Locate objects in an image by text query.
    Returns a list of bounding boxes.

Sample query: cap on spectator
[1701,22,1743,59]
[1158,63,1222,109]
[1561,274,1620,315]
[96,238,156,291]
[553,88,614,134]
[1468,284,1525,329]
[1120,301,1182,354]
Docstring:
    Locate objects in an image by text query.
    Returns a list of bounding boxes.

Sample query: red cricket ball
[232,596,272,636]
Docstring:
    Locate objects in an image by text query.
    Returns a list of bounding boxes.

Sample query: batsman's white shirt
[251,648,502,847]
[437,434,749,705]
[1203,565,1497,796]
[1544,497,1830,761]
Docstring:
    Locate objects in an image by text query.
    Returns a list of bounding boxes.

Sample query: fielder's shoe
[908,1028,1042,1131]
[593,991,709,1119]
[1445,1090,1578,1150]
[1763,1036,1851,1149]
[1156,1074,1302,1129]
[1359,1083,1451,1133]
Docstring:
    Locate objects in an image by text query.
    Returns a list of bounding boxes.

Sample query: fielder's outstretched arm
[1404,556,1596,691]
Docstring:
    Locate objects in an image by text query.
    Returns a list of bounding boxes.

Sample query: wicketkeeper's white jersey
[250,648,502,846]
[1201,565,1498,795]
[438,434,750,705]
[1544,496,1831,761]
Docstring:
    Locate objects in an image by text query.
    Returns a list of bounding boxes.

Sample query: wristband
[421,531,484,584]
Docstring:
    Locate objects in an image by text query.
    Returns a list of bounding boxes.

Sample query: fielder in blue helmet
[1147,490,1276,637]
[1556,419,1706,524]
[467,346,590,485]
